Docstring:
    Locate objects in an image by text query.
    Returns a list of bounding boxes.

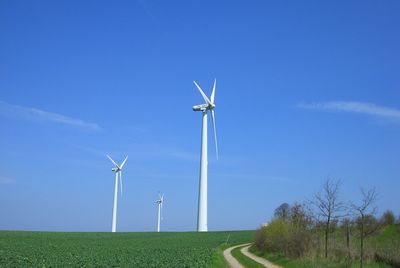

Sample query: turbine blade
[120,156,128,169]
[193,81,211,105]
[210,79,216,104]
[119,172,123,197]
[107,155,119,168]
[211,109,218,159]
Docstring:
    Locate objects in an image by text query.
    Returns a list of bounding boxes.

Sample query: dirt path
[240,245,282,268]
[223,243,283,268]
[223,243,249,268]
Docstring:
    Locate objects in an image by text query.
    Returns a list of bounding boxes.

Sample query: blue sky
[0,0,399,232]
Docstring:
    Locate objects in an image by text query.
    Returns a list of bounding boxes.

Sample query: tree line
[252,178,400,268]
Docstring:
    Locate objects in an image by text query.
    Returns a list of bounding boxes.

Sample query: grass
[231,244,264,268]
[374,224,400,245]
[371,224,400,267]
[251,222,400,268]
[0,230,254,267]
[210,244,231,268]
[250,249,391,268]
[267,253,390,268]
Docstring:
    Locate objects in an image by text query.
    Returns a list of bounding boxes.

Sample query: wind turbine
[107,155,128,233]
[155,193,164,232]
[192,79,218,232]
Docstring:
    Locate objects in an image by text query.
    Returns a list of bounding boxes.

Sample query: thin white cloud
[0,176,15,184]
[128,144,198,162]
[299,101,400,120]
[0,101,99,130]
[137,172,193,180]
[127,149,198,162]
[70,143,198,162]
[215,174,293,183]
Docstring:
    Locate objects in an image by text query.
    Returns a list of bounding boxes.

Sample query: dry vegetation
[251,179,400,268]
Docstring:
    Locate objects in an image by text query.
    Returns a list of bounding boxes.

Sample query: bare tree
[274,203,291,221]
[351,187,378,268]
[291,203,313,229]
[312,178,345,258]
[342,218,352,250]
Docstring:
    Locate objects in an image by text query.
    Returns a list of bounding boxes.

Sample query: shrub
[253,226,267,252]
[286,228,311,258]
[253,218,312,258]
[381,210,395,226]
[263,219,290,254]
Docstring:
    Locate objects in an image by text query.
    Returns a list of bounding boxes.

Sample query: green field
[0,230,254,267]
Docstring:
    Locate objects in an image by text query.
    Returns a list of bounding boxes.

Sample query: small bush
[252,226,267,252]
[286,228,311,258]
[381,211,396,226]
[263,219,290,254]
[253,219,312,258]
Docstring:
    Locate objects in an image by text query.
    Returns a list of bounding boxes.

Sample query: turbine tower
[155,193,164,232]
[192,79,218,232]
[107,155,128,233]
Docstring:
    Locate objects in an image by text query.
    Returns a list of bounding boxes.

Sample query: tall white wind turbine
[107,155,128,233]
[155,193,164,232]
[192,79,218,232]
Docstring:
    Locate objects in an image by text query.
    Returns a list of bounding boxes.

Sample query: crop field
[0,230,253,267]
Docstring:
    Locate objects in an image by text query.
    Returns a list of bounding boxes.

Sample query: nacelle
[192,104,208,112]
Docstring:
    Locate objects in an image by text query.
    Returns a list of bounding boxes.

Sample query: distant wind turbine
[155,193,164,232]
[192,79,218,232]
[107,155,128,233]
